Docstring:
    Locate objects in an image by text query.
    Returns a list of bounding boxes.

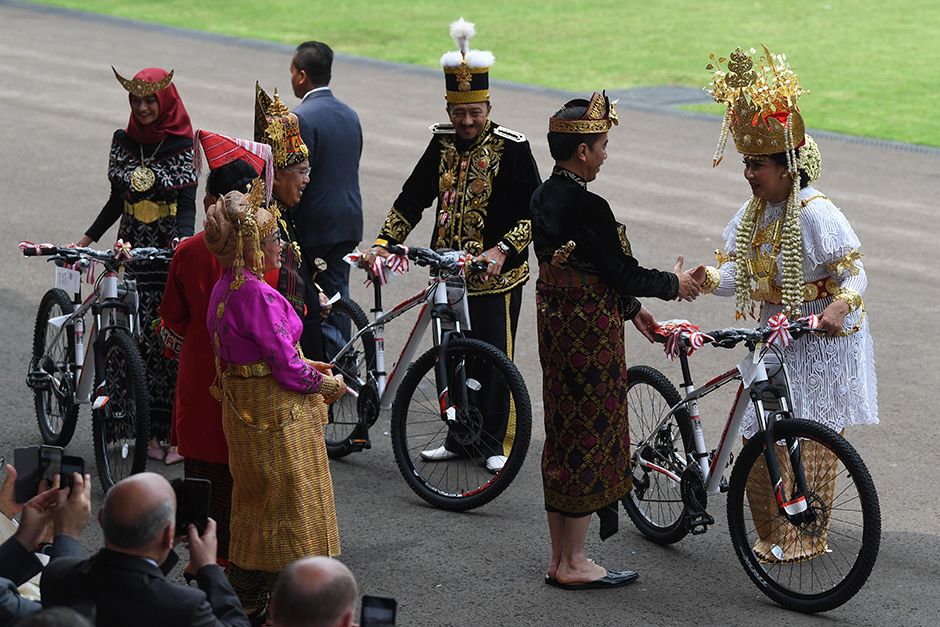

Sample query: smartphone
[360,595,397,626]
[59,455,85,490]
[39,445,63,487]
[172,478,212,534]
[13,446,40,503]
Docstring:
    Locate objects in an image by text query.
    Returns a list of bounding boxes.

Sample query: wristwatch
[496,241,511,255]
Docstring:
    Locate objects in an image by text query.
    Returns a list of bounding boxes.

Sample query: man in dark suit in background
[41,473,248,627]
[290,41,364,353]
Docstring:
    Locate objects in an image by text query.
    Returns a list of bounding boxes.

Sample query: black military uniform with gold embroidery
[376,118,540,458]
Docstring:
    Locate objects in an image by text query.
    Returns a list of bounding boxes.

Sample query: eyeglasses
[285,165,311,177]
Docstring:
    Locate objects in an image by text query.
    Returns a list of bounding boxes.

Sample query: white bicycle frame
[332,268,471,411]
[45,263,139,408]
[636,347,794,496]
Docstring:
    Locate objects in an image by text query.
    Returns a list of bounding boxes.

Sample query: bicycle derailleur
[680,464,715,535]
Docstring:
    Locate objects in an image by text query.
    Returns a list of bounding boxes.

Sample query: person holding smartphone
[1,465,90,627]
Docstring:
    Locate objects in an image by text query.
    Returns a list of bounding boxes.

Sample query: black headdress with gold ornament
[112,66,174,97]
[440,18,494,104]
[548,91,619,134]
[253,82,309,169]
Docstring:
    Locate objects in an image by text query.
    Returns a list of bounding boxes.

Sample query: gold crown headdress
[112,67,174,97]
[230,178,276,289]
[548,91,619,134]
[441,18,495,104]
[253,83,309,169]
[706,46,805,167]
[708,47,812,320]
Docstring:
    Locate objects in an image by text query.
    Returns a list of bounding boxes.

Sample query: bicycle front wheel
[390,338,531,511]
[727,419,880,613]
[92,331,151,490]
[323,296,376,459]
[622,365,693,544]
[31,288,79,446]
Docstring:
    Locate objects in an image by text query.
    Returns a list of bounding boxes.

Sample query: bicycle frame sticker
[55,266,81,294]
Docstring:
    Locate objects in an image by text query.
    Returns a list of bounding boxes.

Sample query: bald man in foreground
[40,473,249,627]
[269,557,358,627]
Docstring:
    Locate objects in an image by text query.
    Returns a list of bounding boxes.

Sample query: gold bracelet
[701,266,721,294]
[832,288,863,312]
[374,237,389,248]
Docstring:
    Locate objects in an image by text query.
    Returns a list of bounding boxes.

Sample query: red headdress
[115,67,194,144]
[194,130,275,203]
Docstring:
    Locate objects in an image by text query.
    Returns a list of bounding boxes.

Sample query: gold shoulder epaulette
[430,123,456,135]
[493,126,526,143]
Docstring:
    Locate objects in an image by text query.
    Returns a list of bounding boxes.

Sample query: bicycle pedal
[684,512,715,535]
[348,439,371,451]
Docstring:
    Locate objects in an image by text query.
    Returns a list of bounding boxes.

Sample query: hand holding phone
[171,478,211,534]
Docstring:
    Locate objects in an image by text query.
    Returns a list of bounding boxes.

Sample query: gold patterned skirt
[221,363,340,572]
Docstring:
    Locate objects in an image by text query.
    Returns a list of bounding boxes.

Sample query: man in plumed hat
[365,18,541,473]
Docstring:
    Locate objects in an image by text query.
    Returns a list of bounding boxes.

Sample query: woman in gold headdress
[203,185,346,616]
[76,67,199,464]
[699,47,878,562]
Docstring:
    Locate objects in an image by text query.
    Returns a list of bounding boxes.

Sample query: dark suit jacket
[40,548,249,627]
[0,535,83,627]
[292,87,363,249]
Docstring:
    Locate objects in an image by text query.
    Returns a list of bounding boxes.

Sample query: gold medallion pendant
[130,165,155,192]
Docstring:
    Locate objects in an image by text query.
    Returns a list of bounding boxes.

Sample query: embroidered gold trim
[826,249,863,277]
[446,89,490,104]
[379,206,414,244]
[467,262,529,295]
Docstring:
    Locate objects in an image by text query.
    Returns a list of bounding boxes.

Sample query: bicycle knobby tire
[622,365,693,544]
[390,338,531,511]
[31,288,79,446]
[92,331,150,490]
[727,419,880,613]
[323,296,376,459]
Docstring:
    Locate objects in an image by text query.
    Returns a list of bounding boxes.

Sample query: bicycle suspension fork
[678,349,709,479]
[371,281,388,396]
[751,379,814,523]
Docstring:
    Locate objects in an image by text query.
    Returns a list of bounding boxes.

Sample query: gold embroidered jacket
[377,120,541,295]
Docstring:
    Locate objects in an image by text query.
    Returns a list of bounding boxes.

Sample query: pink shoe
[164,446,184,465]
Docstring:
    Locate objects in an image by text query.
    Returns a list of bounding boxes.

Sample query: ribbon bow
[113,239,133,261]
[799,314,820,330]
[343,248,410,286]
[655,320,712,360]
[767,312,792,348]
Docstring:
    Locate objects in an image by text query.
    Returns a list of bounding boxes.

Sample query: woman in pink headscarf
[76,67,198,465]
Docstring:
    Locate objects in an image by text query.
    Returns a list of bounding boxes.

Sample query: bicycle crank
[680,465,714,535]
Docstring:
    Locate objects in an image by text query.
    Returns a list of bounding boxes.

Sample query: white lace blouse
[714,186,879,438]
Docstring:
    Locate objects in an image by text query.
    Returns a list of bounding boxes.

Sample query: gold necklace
[130,137,166,192]
[746,205,786,301]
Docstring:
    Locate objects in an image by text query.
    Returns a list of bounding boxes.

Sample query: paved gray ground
[1,2,939,625]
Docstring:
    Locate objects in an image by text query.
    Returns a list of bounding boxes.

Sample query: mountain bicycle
[623,316,880,613]
[21,242,174,490]
[323,245,532,511]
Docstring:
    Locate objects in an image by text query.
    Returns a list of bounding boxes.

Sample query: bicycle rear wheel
[30,288,79,446]
[92,331,150,490]
[622,365,693,544]
[390,338,531,511]
[727,419,880,613]
[323,296,376,458]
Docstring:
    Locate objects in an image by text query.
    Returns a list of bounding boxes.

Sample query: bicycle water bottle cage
[680,465,714,535]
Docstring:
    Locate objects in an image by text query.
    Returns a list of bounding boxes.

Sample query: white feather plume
[449,17,475,54]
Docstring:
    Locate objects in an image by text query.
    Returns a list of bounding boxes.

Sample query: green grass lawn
[32,0,940,146]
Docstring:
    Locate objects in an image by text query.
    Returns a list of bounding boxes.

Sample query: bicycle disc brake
[451,405,483,446]
[681,465,714,535]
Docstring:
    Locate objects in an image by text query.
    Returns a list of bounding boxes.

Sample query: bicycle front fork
[752,382,816,525]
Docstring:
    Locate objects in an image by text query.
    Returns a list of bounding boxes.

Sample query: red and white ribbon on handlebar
[112,239,133,261]
[767,312,792,348]
[343,248,410,286]
[800,314,820,330]
[17,240,56,254]
[656,320,713,360]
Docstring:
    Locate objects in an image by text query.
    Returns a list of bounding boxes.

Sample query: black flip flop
[550,570,639,590]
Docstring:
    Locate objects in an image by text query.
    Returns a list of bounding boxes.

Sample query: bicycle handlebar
[386,245,490,275]
[21,244,174,265]
[654,318,824,350]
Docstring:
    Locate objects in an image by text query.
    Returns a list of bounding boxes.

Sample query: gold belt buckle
[125,200,176,224]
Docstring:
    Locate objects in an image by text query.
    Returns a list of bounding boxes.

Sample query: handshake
[673,256,707,302]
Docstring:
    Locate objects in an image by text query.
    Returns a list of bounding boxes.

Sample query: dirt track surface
[1,2,938,624]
